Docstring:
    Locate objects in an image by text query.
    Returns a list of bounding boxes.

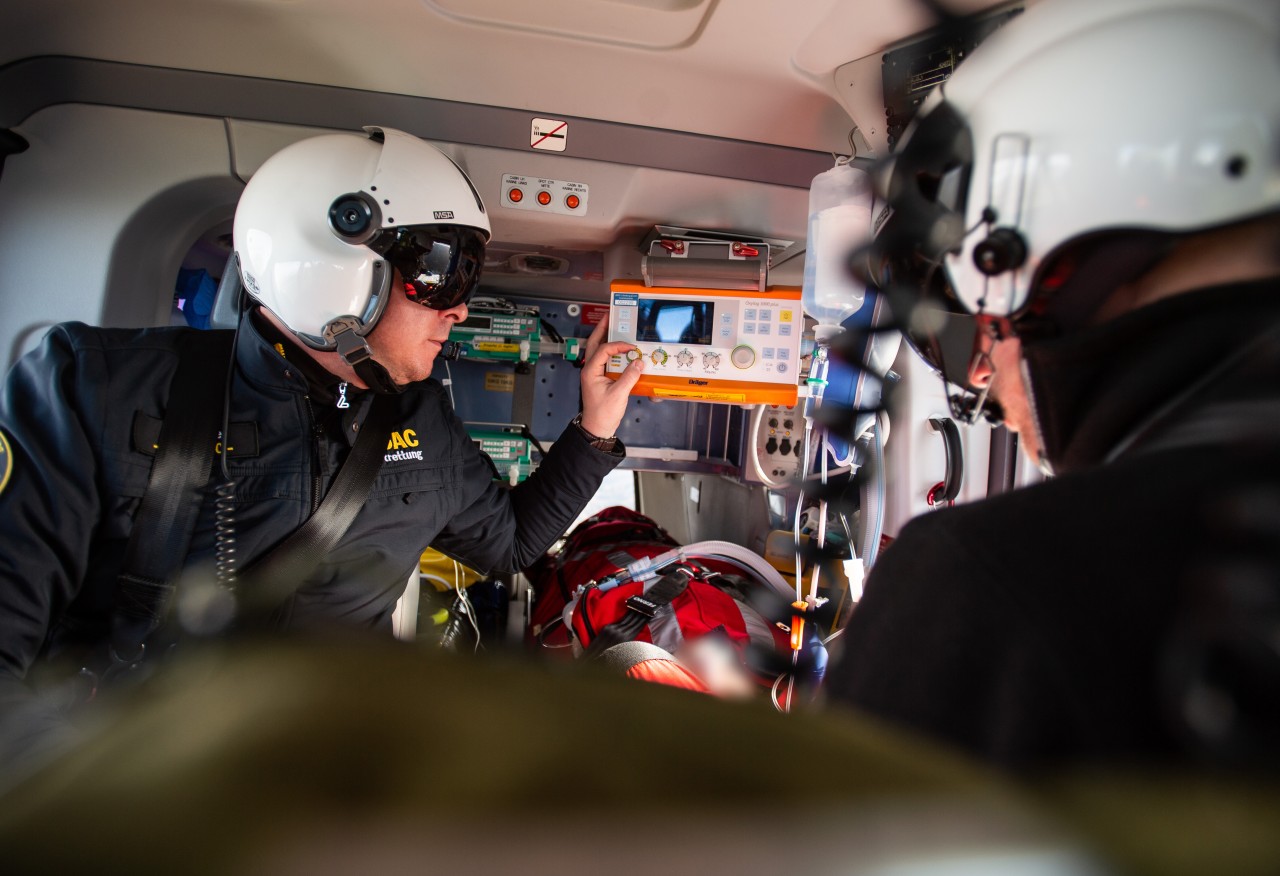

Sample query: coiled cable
[213,311,243,588]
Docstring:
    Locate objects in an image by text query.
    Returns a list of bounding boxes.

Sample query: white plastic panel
[424,0,715,49]
[0,105,234,365]
[881,344,993,539]
[0,0,858,153]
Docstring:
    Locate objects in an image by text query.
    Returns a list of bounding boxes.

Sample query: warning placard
[485,373,515,393]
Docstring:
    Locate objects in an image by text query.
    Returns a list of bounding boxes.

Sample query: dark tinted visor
[370,225,487,311]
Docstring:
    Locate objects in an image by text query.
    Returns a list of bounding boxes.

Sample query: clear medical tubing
[859,421,886,570]
[588,540,793,603]
[801,159,873,336]
[683,540,795,602]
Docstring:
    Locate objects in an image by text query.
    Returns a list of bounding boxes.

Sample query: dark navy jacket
[826,281,1280,769]
[0,314,621,756]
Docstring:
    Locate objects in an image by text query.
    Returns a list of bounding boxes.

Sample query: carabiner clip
[101,643,146,685]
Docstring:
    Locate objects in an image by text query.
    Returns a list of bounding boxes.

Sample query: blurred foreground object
[0,638,1277,875]
[0,637,1100,876]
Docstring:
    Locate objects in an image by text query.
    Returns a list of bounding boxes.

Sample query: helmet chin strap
[326,316,404,395]
[352,357,403,396]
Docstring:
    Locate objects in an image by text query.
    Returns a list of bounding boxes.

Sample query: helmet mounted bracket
[322,315,403,395]
[324,316,374,367]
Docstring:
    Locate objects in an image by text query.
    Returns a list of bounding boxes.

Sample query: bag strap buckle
[623,594,661,619]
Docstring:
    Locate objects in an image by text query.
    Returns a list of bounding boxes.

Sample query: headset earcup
[328,193,383,246]
[972,227,1029,277]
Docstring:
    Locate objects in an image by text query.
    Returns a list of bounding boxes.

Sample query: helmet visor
[370,225,487,310]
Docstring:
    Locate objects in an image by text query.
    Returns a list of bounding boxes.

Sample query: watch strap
[572,413,618,452]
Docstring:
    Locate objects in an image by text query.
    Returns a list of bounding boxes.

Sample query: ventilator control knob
[702,351,722,372]
[730,344,755,369]
[676,349,695,368]
[650,348,668,366]
[625,347,642,363]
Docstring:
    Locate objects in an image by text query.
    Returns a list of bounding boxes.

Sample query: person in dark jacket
[826,0,1280,768]
[0,126,644,768]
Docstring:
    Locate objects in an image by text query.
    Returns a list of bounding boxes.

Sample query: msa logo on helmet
[433,211,455,220]
[385,428,423,463]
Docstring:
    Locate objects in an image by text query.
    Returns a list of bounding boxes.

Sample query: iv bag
[801,160,873,339]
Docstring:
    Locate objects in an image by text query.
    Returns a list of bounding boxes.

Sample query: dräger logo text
[688,379,709,386]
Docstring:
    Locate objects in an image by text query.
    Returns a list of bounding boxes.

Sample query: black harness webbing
[106,331,398,676]
[235,392,396,620]
[584,568,693,659]
[109,330,235,663]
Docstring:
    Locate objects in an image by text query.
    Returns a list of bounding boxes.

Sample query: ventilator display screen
[457,315,492,330]
[636,299,714,346]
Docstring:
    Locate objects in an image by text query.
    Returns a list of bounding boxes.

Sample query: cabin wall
[881,344,994,538]
[0,104,238,365]
[637,471,768,550]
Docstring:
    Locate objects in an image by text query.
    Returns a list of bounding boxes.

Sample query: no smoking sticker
[530,118,567,152]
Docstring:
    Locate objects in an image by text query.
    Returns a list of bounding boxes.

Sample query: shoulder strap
[110,330,235,661]
[1129,398,1280,458]
[234,392,397,621]
[1108,321,1280,463]
[583,568,693,659]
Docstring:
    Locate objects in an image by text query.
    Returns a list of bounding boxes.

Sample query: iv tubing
[592,540,793,603]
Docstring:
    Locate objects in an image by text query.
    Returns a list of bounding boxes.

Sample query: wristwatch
[571,414,618,452]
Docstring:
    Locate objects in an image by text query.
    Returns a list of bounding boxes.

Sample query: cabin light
[507,188,524,203]
[536,190,552,205]
[565,194,581,209]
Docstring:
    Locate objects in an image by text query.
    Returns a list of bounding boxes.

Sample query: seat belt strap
[584,568,693,659]
[234,392,397,620]
[110,330,235,661]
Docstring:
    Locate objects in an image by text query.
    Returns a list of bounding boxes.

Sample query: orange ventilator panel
[605,281,803,406]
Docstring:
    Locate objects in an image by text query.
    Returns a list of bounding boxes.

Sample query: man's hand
[578,315,643,439]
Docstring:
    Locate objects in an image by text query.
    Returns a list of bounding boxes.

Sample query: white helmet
[877,0,1280,403]
[233,126,490,355]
